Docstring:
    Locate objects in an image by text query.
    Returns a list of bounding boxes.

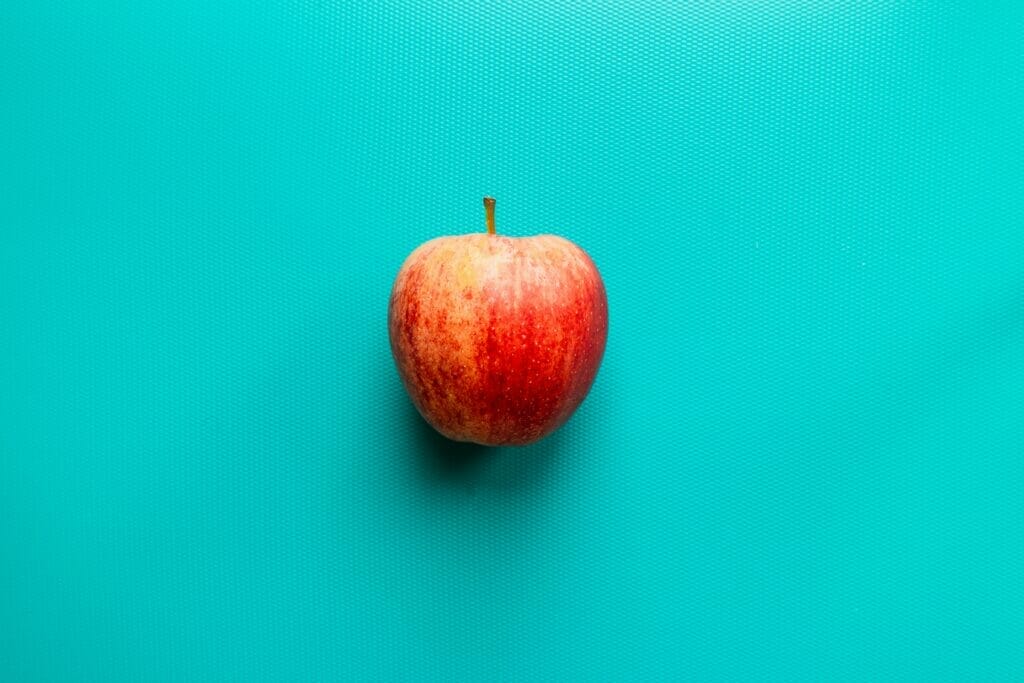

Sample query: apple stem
[483,196,496,235]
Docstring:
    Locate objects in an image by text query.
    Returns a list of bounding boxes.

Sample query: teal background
[2,1,1023,679]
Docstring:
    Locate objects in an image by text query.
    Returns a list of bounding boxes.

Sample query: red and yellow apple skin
[388,215,607,446]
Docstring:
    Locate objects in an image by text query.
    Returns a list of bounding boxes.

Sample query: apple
[388,197,608,446]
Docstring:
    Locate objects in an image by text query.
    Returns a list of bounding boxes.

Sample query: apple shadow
[409,404,491,478]
[406,399,568,494]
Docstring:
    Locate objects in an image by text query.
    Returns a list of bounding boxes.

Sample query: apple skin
[388,232,607,446]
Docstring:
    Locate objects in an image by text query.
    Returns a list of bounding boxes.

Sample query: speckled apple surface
[389,233,607,445]
[1,1,1023,680]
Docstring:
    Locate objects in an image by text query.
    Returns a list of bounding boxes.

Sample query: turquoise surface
[2,1,1023,679]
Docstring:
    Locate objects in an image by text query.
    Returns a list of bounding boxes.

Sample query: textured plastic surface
[1,1,1022,679]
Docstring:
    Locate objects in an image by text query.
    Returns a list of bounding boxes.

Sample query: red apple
[388,197,608,446]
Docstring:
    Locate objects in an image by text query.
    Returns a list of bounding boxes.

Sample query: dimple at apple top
[2,1,1022,680]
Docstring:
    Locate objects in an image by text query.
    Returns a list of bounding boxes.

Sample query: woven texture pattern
[2,1,1022,679]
